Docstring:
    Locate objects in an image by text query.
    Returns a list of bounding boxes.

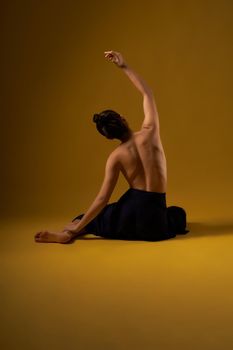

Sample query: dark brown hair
[93,109,130,140]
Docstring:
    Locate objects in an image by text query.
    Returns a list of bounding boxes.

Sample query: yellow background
[1,1,233,349]
[2,0,232,220]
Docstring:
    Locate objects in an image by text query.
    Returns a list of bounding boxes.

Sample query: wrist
[71,222,85,234]
[64,230,77,239]
[119,62,128,69]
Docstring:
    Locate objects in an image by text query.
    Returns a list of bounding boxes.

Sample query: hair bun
[93,113,101,123]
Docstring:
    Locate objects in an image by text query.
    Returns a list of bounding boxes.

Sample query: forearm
[120,63,152,95]
[71,197,107,235]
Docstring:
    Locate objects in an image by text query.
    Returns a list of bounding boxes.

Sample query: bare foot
[34,230,73,244]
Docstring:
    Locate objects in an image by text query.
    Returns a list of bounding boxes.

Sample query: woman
[35,50,189,243]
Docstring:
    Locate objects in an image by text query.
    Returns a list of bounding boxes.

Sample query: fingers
[104,54,114,62]
[104,50,120,56]
[104,51,122,62]
[104,50,123,67]
[104,52,113,58]
[104,50,115,58]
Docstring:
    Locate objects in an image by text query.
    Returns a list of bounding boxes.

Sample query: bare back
[114,127,167,193]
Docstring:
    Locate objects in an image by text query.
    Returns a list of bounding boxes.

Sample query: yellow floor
[1,215,233,350]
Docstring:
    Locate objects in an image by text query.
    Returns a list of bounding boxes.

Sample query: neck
[120,130,133,143]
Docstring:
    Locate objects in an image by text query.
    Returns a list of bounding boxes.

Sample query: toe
[35,231,47,242]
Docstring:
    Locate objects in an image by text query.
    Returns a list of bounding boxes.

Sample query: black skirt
[71,188,179,241]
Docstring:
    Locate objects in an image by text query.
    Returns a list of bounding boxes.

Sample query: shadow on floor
[67,220,233,243]
[175,220,233,240]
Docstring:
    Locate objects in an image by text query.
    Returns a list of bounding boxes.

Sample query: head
[167,206,189,234]
[93,109,132,142]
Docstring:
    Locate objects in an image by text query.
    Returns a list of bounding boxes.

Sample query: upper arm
[96,153,120,203]
[141,90,160,132]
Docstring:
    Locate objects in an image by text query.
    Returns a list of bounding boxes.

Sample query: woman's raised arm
[104,50,160,131]
[104,50,151,95]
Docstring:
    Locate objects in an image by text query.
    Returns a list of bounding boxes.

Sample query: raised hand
[104,50,127,68]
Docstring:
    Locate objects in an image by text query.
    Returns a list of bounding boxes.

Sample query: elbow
[142,87,153,97]
[96,196,109,206]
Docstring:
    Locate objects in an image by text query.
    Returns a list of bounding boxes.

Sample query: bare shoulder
[108,143,129,165]
[107,148,122,165]
[136,126,160,139]
[135,126,163,148]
